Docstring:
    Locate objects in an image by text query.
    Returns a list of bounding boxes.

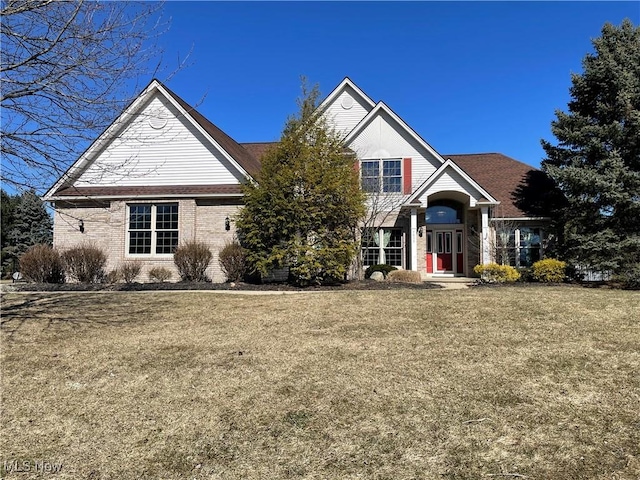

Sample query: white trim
[126,202,179,258]
[406,159,499,206]
[154,83,251,182]
[47,193,243,202]
[344,102,446,165]
[481,207,490,265]
[410,208,418,271]
[317,77,376,115]
[361,157,403,194]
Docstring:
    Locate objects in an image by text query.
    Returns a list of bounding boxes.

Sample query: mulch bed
[5,279,443,292]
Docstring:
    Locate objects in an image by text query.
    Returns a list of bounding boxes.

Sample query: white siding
[418,167,485,203]
[75,93,244,187]
[348,111,441,190]
[323,85,372,136]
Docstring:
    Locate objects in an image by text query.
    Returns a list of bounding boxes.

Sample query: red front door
[436,231,453,272]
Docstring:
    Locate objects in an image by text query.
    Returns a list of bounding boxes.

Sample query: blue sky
[158,1,638,168]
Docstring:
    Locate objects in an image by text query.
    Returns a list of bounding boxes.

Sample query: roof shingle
[446,153,538,218]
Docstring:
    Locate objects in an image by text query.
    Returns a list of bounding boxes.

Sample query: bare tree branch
[1,0,181,192]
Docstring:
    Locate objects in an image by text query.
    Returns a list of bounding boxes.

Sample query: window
[518,227,541,267]
[361,228,404,267]
[425,204,462,224]
[361,159,402,193]
[128,203,178,255]
[495,226,543,268]
[436,232,452,254]
[384,229,403,266]
[361,228,380,266]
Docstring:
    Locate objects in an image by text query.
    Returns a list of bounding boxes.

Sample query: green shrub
[387,269,422,284]
[517,267,534,282]
[62,244,107,283]
[532,258,566,283]
[218,241,247,282]
[173,241,212,282]
[365,264,398,279]
[473,263,520,283]
[615,263,640,290]
[148,266,173,283]
[19,244,65,283]
[119,260,142,283]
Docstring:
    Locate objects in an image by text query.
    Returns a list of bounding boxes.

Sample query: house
[44,78,548,282]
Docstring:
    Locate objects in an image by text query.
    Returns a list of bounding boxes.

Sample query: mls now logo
[3,459,63,474]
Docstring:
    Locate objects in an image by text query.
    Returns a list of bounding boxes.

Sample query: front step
[422,276,476,283]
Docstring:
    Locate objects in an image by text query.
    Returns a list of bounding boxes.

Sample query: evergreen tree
[3,190,53,275]
[541,19,640,275]
[237,81,366,286]
[1,190,20,276]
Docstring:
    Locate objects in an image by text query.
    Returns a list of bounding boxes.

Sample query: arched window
[425,204,462,224]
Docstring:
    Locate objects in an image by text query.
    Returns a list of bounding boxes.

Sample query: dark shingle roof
[446,153,538,218]
[240,142,275,165]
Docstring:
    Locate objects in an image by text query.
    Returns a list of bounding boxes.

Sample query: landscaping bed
[4,278,443,292]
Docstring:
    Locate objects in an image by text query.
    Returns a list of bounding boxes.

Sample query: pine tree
[1,190,20,276]
[541,19,640,275]
[7,190,53,254]
[237,81,366,285]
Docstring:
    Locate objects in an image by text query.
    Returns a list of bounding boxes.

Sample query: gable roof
[45,79,260,200]
[44,79,539,219]
[343,101,446,165]
[317,77,376,113]
[447,153,538,218]
[161,83,261,177]
[406,158,499,207]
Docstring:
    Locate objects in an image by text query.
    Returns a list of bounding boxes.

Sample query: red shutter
[353,159,360,174]
[403,157,412,194]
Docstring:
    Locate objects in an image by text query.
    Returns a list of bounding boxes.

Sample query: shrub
[473,263,520,283]
[173,241,212,282]
[105,269,122,284]
[119,260,142,283]
[517,267,534,282]
[532,258,567,283]
[19,244,64,283]
[148,266,173,283]
[387,269,422,284]
[614,263,640,290]
[62,244,107,283]
[365,264,397,279]
[218,241,247,282]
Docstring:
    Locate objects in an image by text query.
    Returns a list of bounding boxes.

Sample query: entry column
[410,207,418,271]
[480,206,490,264]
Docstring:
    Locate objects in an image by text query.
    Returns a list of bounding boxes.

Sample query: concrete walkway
[423,277,476,290]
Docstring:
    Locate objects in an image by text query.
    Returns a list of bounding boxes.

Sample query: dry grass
[1,287,639,479]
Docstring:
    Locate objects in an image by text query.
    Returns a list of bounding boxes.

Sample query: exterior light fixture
[79,220,85,233]
[418,226,423,237]
[225,216,231,231]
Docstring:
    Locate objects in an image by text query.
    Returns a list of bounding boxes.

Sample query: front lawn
[1,287,638,479]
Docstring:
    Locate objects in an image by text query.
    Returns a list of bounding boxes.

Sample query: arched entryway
[424,199,466,275]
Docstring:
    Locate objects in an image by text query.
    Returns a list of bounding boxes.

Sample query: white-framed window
[361,227,404,267]
[127,203,179,255]
[361,158,402,193]
[496,227,543,268]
